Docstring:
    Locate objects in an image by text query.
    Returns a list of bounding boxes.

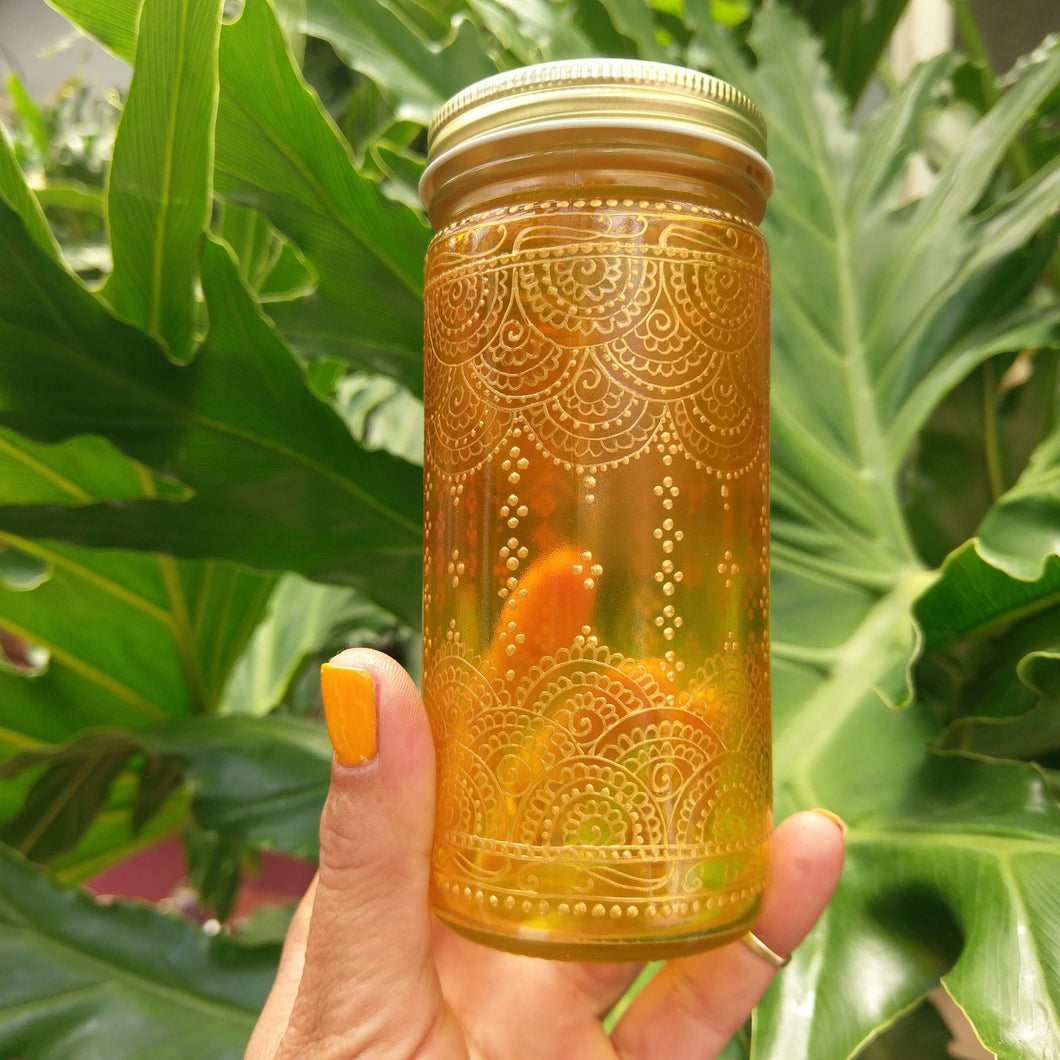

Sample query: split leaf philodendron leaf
[101,0,222,363]
[0,213,424,624]
[0,430,275,866]
[42,0,141,63]
[215,0,431,390]
[678,6,1060,1058]
[143,714,332,859]
[916,546,1060,656]
[0,124,60,257]
[977,416,1060,579]
[305,0,499,124]
[1,112,276,865]
[219,573,403,718]
[0,843,276,1060]
[50,0,433,387]
[756,691,1060,1059]
[0,425,277,746]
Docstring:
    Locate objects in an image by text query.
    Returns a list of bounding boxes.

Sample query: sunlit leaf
[218,574,393,717]
[216,0,432,388]
[0,217,423,623]
[0,123,61,257]
[102,0,222,362]
[978,417,1060,580]
[306,0,498,123]
[45,0,141,63]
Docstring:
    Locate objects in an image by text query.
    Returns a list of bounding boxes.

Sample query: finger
[275,650,466,1059]
[611,809,846,1060]
[244,877,317,1059]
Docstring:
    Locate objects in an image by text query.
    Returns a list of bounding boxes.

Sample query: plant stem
[981,359,1005,501]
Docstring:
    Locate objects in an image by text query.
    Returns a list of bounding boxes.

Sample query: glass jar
[420,59,773,961]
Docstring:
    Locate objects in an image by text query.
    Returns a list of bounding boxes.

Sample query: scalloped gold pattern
[424,200,768,477]
[423,199,771,951]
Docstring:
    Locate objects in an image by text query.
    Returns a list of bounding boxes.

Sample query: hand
[246,649,845,1059]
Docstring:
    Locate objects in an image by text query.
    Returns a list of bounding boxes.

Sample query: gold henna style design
[424,202,769,477]
[424,199,771,945]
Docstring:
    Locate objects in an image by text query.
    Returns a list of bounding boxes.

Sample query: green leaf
[463,0,602,64]
[32,180,107,215]
[758,698,1060,1059]
[946,650,1060,763]
[132,754,185,833]
[219,574,397,717]
[45,0,142,63]
[306,0,499,124]
[0,214,424,623]
[0,522,273,863]
[335,372,424,464]
[0,429,185,508]
[0,842,273,1059]
[0,401,274,869]
[273,0,308,62]
[102,0,222,362]
[901,350,1060,569]
[0,732,141,862]
[580,0,668,59]
[51,775,190,886]
[0,519,275,740]
[855,998,954,1059]
[672,5,1060,1055]
[781,0,911,105]
[978,416,1060,580]
[914,544,1060,764]
[6,72,51,158]
[0,123,61,258]
[146,715,331,859]
[215,0,431,390]
[916,546,1060,654]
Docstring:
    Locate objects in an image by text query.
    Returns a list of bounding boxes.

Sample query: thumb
[274,649,465,1059]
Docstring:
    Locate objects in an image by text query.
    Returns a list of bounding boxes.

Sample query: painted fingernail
[321,664,377,766]
[812,808,848,838]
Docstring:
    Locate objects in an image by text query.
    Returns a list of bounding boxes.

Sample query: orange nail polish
[812,807,848,838]
[321,665,377,766]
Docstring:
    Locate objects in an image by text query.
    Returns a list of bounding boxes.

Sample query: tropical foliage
[0,1,1058,1057]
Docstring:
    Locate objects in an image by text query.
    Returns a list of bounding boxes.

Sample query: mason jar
[420,59,773,960]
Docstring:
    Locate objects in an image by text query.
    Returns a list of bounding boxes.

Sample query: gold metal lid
[426,58,767,166]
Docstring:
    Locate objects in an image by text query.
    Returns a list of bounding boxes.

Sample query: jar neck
[422,130,770,231]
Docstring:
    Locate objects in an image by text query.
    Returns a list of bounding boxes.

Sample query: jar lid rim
[427,59,767,163]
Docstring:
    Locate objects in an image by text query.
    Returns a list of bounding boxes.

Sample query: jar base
[433,897,761,962]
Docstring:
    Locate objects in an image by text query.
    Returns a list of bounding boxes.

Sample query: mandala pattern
[424,201,769,477]
[426,641,772,924]
[423,198,772,943]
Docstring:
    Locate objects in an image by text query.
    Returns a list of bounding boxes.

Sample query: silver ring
[740,930,790,968]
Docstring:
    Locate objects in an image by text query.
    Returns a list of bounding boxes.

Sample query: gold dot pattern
[423,199,770,955]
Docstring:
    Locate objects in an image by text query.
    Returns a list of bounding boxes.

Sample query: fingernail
[812,807,848,838]
[321,664,377,766]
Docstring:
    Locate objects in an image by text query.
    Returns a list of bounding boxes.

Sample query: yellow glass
[420,61,773,960]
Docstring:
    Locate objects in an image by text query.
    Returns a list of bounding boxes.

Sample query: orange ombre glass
[420,60,773,960]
